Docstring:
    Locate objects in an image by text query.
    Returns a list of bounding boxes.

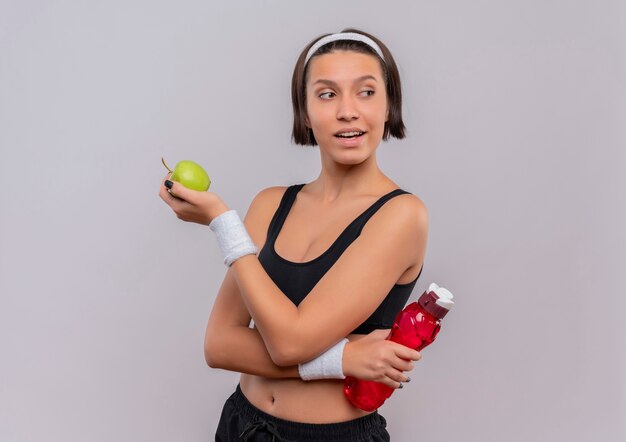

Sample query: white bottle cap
[428,282,455,310]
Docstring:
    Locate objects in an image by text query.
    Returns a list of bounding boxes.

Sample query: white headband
[304,32,385,65]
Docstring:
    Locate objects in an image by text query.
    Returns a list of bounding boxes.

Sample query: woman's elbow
[269,351,291,367]
[204,334,225,368]
[204,348,219,369]
[268,341,306,367]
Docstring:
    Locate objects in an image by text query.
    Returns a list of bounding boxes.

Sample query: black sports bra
[257,183,422,334]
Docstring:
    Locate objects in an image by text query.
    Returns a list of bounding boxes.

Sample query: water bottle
[344,283,454,411]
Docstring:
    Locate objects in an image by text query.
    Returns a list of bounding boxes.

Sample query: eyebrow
[312,75,378,87]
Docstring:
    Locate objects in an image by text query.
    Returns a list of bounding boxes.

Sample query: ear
[385,107,389,122]
[304,113,311,128]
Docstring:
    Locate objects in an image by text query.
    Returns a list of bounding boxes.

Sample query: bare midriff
[239,333,373,424]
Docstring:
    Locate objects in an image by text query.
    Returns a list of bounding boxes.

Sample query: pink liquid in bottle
[344,283,454,411]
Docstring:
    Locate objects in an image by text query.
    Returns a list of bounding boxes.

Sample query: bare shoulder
[242,185,290,250]
[247,185,290,219]
[368,191,428,235]
[385,192,428,220]
[360,191,429,266]
[252,185,290,206]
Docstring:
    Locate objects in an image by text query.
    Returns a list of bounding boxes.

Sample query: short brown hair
[291,28,406,146]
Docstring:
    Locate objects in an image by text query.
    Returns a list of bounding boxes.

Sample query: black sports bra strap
[352,188,412,234]
[266,184,303,242]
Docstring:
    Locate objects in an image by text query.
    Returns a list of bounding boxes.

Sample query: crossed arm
[204,186,428,376]
[204,265,300,378]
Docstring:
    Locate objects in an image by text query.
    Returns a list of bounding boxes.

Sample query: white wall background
[1,1,624,440]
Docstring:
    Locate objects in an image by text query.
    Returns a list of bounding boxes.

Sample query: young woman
[159,28,428,441]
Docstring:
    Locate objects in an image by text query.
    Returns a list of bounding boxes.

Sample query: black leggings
[215,384,391,441]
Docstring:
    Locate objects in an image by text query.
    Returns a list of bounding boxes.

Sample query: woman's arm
[231,187,428,366]
[204,265,300,378]
[203,185,303,377]
[204,266,418,387]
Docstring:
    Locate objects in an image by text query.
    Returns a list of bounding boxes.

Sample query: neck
[306,151,391,204]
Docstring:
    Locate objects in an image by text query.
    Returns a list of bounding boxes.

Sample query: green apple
[161,157,211,191]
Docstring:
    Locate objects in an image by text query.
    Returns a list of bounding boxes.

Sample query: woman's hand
[343,329,421,389]
[158,173,230,225]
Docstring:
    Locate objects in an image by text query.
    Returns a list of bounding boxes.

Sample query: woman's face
[305,50,388,164]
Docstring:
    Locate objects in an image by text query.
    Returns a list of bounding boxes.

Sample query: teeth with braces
[336,131,364,138]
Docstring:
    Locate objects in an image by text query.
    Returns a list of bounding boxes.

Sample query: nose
[336,95,359,121]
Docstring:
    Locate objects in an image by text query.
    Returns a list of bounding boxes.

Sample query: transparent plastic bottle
[344,283,454,411]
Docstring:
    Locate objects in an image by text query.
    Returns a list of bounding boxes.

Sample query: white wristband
[298,338,349,381]
[208,210,259,267]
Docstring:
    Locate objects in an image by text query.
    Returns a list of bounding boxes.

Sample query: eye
[319,91,335,100]
[360,90,375,97]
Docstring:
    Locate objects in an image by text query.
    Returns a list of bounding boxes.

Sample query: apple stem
[161,157,173,174]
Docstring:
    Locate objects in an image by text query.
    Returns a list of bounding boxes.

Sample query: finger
[159,178,182,204]
[159,180,172,201]
[161,172,173,188]
[390,342,421,361]
[379,372,406,390]
[159,180,189,213]
[391,356,415,373]
[159,173,173,199]
[385,367,411,385]
[163,176,197,204]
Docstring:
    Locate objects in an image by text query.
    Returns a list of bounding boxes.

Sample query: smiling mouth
[334,131,366,139]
